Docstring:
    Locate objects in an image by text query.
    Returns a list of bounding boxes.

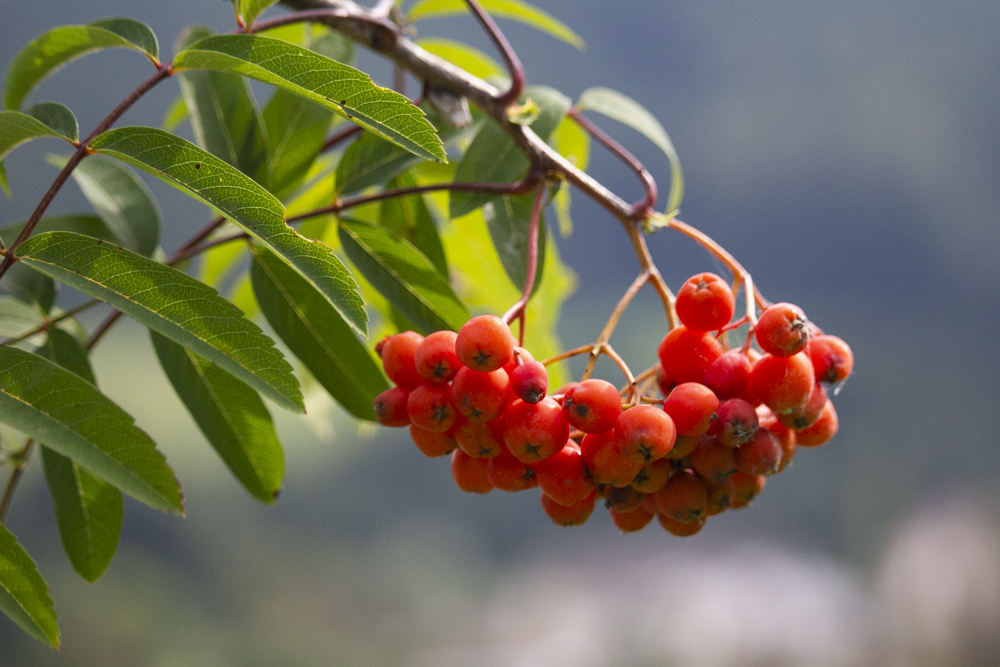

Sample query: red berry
[663,383,720,436]
[690,435,738,483]
[562,379,622,434]
[409,424,457,457]
[415,330,462,382]
[541,489,596,526]
[749,352,815,414]
[777,381,827,430]
[534,441,595,506]
[486,445,537,491]
[755,303,809,357]
[730,471,766,508]
[630,458,672,493]
[406,382,457,432]
[502,397,569,463]
[455,315,515,372]
[666,434,699,460]
[450,449,493,493]
[658,326,724,385]
[580,429,643,486]
[705,478,735,516]
[715,398,759,447]
[604,485,646,512]
[656,365,677,398]
[381,331,425,389]
[704,350,754,402]
[657,513,706,536]
[502,346,534,379]
[451,366,509,422]
[764,417,797,472]
[795,400,838,447]
[615,404,677,463]
[373,386,410,427]
[654,470,708,523]
[808,335,854,383]
[510,360,548,404]
[734,428,782,476]
[610,504,656,532]
[453,417,504,459]
[675,272,736,332]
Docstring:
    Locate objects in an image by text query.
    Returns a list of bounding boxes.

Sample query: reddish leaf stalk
[501,181,546,344]
[463,0,525,107]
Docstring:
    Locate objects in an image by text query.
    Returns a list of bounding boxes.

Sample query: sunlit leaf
[549,116,589,237]
[238,0,280,27]
[161,95,188,131]
[408,0,584,50]
[174,34,445,162]
[0,162,9,198]
[339,218,469,334]
[380,170,448,277]
[26,102,78,141]
[0,109,76,163]
[49,154,162,257]
[4,18,159,110]
[576,87,684,215]
[0,525,59,648]
[17,231,304,413]
[415,38,505,80]
[151,331,284,503]
[250,245,388,421]
[0,345,183,513]
[263,88,333,199]
[89,126,368,336]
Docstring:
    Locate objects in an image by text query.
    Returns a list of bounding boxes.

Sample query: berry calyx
[776,381,827,430]
[562,379,623,434]
[455,315,515,372]
[705,478,735,516]
[675,272,736,332]
[451,366,509,422]
[715,398,759,447]
[690,435,738,483]
[730,471,766,508]
[630,458,672,494]
[795,400,838,447]
[808,335,854,384]
[406,382,457,433]
[502,397,570,463]
[415,330,462,382]
[755,303,809,357]
[453,418,504,459]
[486,445,537,491]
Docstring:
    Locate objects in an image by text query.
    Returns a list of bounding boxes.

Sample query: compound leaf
[0,345,182,514]
[16,231,304,413]
[174,34,445,162]
[339,218,469,334]
[89,126,368,336]
[263,88,333,199]
[0,525,59,648]
[4,18,159,110]
[250,245,388,421]
[576,87,683,215]
[151,331,283,503]
[408,0,584,50]
[380,170,448,277]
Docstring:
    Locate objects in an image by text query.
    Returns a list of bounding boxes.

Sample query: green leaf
[482,192,546,294]
[173,34,445,162]
[4,18,159,110]
[16,231,304,413]
[36,328,123,584]
[0,263,56,314]
[335,130,422,196]
[238,0,280,27]
[26,102,78,141]
[338,218,469,334]
[415,38,505,80]
[89,126,368,336]
[549,116,589,237]
[161,95,188,131]
[49,154,161,257]
[0,296,46,343]
[380,170,448,277]
[0,524,59,648]
[0,109,76,163]
[176,27,269,184]
[0,161,9,198]
[0,345,182,513]
[576,87,684,215]
[263,88,333,199]
[450,85,569,217]
[250,245,388,421]
[408,0,584,50]
[150,331,283,503]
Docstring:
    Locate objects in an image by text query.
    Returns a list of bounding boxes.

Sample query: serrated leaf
[408,0,584,50]
[0,214,118,248]
[176,26,269,185]
[238,0,280,27]
[49,154,161,257]
[339,218,468,334]
[263,88,333,199]
[173,34,445,162]
[161,95,188,131]
[482,192,546,294]
[0,524,59,648]
[380,170,448,276]
[0,109,76,163]
[335,130,422,196]
[0,345,182,513]
[89,126,368,336]
[450,85,569,217]
[576,87,684,215]
[4,18,159,110]
[250,245,388,421]
[150,331,283,503]
[26,102,78,141]
[16,231,304,413]
[416,38,505,80]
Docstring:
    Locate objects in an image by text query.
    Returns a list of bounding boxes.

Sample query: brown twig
[0,440,34,525]
[462,0,525,107]
[0,299,102,348]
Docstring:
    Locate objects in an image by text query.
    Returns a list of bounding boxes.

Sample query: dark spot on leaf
[340,99,346,105]
[116,245,122,251]
[96,239,104,245]
[194,163,201,169]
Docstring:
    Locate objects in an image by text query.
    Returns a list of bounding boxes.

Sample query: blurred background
[2,0,1000,665]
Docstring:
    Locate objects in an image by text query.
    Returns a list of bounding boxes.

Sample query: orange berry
[675,272,736,331]
[615,404,677,463]
[755,303,809,357]
[541,489,596,526]
[657,326,724,385]
[455,315,515,372]
[451,448,493,493]
[795,400,838,447]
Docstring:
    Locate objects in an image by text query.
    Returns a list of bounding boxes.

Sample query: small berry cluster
[372,272,852,537]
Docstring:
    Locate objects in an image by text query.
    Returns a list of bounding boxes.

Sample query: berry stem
[501,181,547,338]
[0,439,34,525]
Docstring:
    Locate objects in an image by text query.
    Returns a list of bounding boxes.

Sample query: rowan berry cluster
[372,272,852,537]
